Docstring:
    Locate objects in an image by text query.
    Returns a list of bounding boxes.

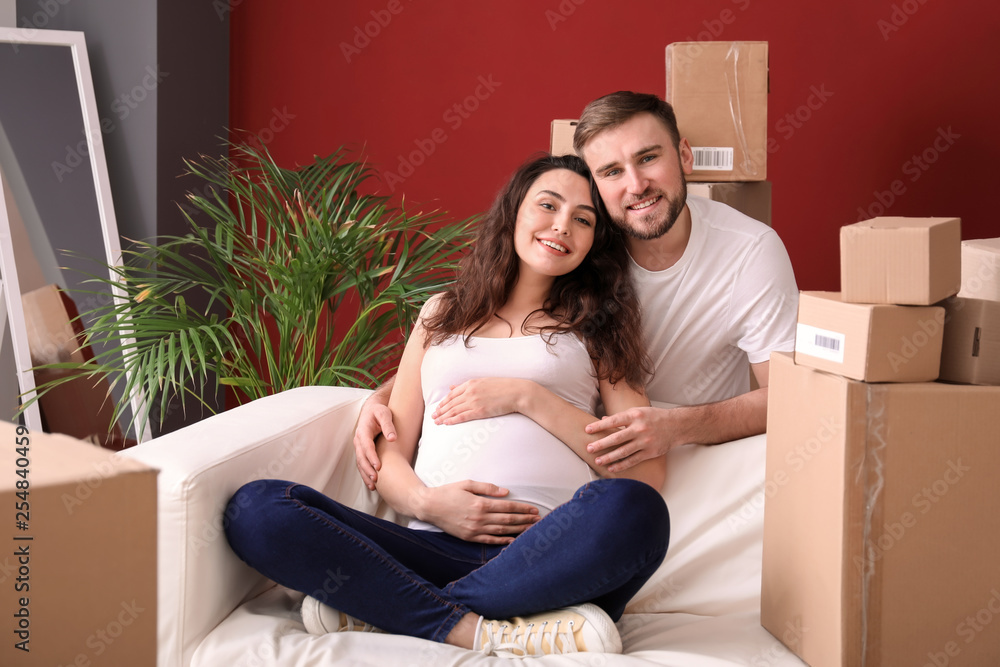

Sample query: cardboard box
[665,41,768,182]
[21,285,87,365]
[794,291,943,382]
[687,181,771,226]
[958,238,1000,301]
[939,296,1000,385]
[21,285,126,448]
[0,422,157,666]
[762,352,1000,667]
[840,217,961,305]
[550,119,577,156]
[34,367,132,449]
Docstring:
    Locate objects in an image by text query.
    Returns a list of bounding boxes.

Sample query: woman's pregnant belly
[408,403,597,532]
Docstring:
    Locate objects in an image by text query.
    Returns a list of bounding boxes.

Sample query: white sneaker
[300,596,383,635]
[473,603,622,658]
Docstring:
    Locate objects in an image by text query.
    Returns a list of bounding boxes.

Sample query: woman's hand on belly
[414,479,541,544]
[431,378,533,425]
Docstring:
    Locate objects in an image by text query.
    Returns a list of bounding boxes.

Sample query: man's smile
[627,195,662,211]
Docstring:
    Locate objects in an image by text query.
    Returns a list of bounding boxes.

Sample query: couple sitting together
[224,91,799,659]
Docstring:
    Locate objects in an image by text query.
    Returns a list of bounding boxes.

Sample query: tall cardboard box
[665,41,768,182]
[687,181,772,226]
[762,352,1000,667]
[550,119,577,157]
[794,291,943,382]
[958,238,1000,301]
[21,285,127,448]
[940,296,1000,385]
[0,423,157,666]
[840,217,961,305]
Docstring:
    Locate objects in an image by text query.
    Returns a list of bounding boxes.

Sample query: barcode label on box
[796,323,846,364]
[691,147,734,171]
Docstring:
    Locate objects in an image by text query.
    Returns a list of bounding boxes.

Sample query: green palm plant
[22,140,474,437]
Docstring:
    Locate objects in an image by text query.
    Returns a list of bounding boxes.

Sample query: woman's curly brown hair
[422,153,651,391]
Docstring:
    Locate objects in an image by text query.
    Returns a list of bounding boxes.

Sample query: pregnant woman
[224,153,670,659]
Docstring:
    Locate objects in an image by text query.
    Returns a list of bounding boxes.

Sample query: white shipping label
[796,323,846,364]
[691,147,734,171]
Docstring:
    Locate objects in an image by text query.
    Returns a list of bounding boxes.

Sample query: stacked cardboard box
[794,290,943,382]
[939,296,1000,385]
[550,119,577,158]
[763,352,1000,667]
[791,217,959,384]
[941,237,1000,385]
[839,217,961,305]
[667,40,770,224]
[959,237,1000,301]
[686,182,771,227]
[763,218,1000,666]
[665,41,768,183]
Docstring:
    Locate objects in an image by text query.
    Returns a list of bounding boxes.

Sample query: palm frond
[21,139,475,436]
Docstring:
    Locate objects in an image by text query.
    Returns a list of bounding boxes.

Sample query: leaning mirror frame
[0,27,150,442]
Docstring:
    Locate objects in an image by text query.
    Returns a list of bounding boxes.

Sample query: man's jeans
[224,477,669,642]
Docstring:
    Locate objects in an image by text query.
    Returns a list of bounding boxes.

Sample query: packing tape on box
[725,42,755,176]
[857,385,888,665]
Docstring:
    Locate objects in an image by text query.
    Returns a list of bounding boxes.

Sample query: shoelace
[340,614,379,633]
[482,619,579,657]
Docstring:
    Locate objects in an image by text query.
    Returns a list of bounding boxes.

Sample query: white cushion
[627,433,768,617]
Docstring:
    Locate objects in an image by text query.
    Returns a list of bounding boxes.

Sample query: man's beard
[611,180,687,241]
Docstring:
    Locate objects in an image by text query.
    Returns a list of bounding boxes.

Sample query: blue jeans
[224,477,669,643]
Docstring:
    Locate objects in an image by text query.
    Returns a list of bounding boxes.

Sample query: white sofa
[121,386,807,667]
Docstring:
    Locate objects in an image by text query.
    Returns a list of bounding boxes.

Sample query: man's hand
[416,481,541,544]
[585,407,683,473]
[431,378,528,425]
[354,385,397,490]
[585,389,769,472]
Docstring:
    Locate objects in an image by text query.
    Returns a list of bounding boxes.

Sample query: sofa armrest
[119,386,373,667]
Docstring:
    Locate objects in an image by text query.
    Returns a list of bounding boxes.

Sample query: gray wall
[157,1,231,240]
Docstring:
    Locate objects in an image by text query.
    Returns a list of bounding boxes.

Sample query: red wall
[230,1,1000,291]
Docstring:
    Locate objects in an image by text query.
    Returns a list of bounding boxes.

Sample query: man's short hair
[573,91,682,155]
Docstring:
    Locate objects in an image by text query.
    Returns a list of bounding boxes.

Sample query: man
[354,91,797,497]
[570,91,798,471]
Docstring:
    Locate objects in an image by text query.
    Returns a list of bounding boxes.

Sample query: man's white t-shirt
[632,195,798,406]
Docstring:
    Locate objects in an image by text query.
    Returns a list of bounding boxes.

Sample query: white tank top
[409,332,600,531]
